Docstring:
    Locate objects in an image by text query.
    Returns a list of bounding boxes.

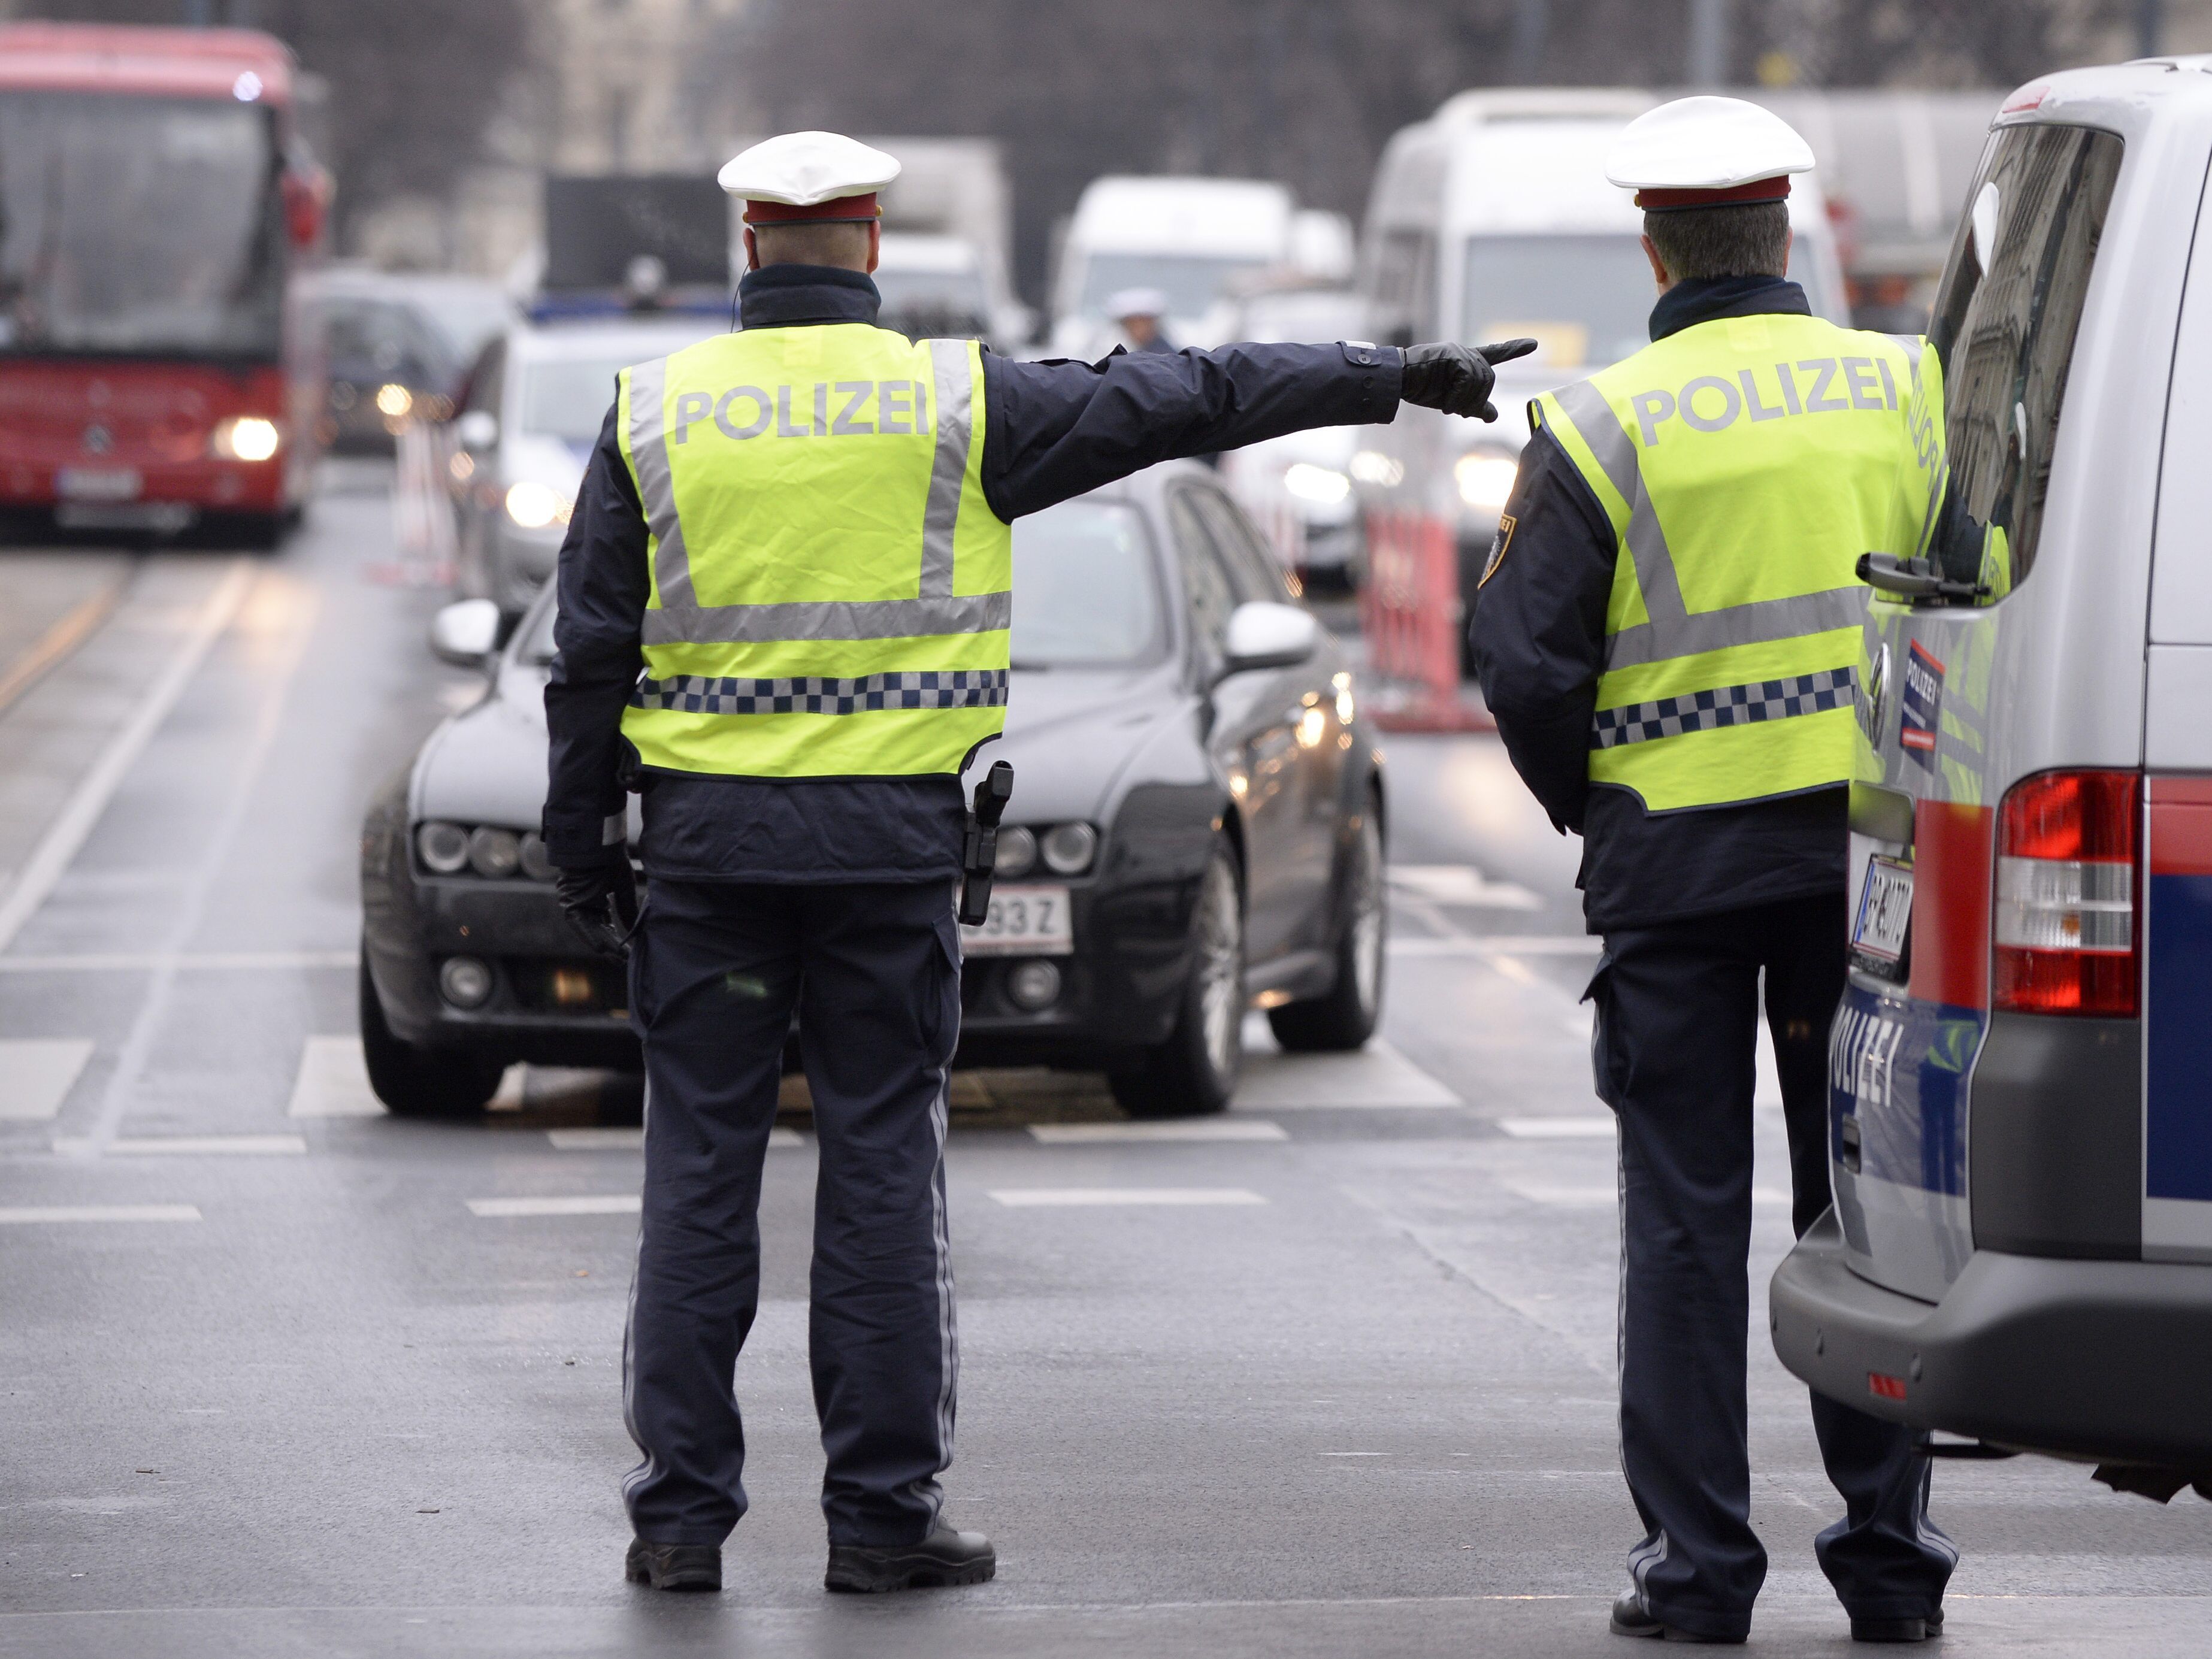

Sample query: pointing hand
[1398,338,1542,422]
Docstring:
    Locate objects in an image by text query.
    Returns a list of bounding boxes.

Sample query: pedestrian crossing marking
[1027,1121,1288,1144]
[467,1194,640,1217]
[988,1188,1267,1207]
[286,1036,384,1118]
[1504,1181,1793,1209]
[55,1134,305,1156]
[1499,1118,1615,1139]
[546,1127,803,1151]
[1234,1038,1460,1110]
[1389,935,1603,958]
[1387,864,1543,911]
[0,1204,201,1224]
[0,1037,93,1121]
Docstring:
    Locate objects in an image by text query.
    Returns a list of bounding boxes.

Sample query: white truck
[1047,175,1351,358]
[1349,88,1850,667]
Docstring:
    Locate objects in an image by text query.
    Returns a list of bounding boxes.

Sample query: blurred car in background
[873,231,995,345]
[308,268,511,454]
[1353,88,1851,668]
[359,461,1384,1118]
[446,314,724,619]
[1216,284,1373,590]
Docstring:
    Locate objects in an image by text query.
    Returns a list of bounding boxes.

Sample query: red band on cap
[743,193,879,225]
[1635,177,1792,211]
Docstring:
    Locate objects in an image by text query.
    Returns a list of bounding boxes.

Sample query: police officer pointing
[543,131,1535,1596]
[1470,100,1957,1644]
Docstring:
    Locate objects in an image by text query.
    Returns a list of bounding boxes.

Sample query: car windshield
[413,286,513,364]
[1078,253,1267,319]
[0,92,282,358]
[1460,231,1839,367]
[1011,501,1166,668]
[521,355,641,443]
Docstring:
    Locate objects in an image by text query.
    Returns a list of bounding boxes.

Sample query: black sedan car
[359,461,1386,1116]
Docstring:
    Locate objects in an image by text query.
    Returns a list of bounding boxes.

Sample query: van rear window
[1925,123,2123,597]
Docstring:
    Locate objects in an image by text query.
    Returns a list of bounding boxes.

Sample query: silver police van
[1771,58,2212,1489]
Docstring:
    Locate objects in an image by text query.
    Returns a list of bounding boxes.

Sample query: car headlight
[505,479,571,530]
[1039,822,1098,875]
[1349,449,1404,487]
[375,383,413,419]
[994,825,1037,878]
[519,831,554,882]
[1454,450,1520,512]
[416,821,470,874]
[210,415,281,462]
[468,826,521,879]
[1283,462,1352,506]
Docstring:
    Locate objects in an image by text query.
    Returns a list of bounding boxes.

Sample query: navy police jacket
[544,265,1402,882]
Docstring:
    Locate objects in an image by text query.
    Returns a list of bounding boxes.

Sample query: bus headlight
[505,480,571,531]
[1454,450,1519,512]
[211,416,282,462]
[374,383,413,419]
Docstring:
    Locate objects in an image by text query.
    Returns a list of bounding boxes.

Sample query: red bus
[0,24,329,545]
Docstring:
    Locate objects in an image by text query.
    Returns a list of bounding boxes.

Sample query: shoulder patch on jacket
[1478,514,1515,589]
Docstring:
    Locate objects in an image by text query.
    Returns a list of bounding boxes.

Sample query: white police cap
[718,132,900,221]
[1605,96,1814,211]
[1105,287,1170,322]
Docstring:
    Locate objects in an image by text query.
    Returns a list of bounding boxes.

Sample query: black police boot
[624,1537,722,1592]
[1850,1609,1944,1643]
[824,1522,995,1593]
[1610,1590,1748,1644]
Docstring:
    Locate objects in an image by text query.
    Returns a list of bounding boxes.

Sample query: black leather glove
[1399,338,1542,422]
[556,857,640,961]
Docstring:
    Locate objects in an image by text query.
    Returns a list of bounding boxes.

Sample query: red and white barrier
[1358,509,1491,733]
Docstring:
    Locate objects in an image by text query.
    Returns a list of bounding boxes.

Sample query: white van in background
[1351,89,1851,664]
[1048,176,1351,358]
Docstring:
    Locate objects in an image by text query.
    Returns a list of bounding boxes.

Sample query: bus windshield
[0,92,283,358]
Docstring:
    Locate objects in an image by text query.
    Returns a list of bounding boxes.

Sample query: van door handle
[1840,1115,1863,1175]
[1858,552,1987,604]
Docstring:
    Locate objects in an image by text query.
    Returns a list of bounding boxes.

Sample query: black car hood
[408,665,553,832]
[987,662,1190,826]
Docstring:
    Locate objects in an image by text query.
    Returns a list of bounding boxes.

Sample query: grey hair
[1643,201,1790,282]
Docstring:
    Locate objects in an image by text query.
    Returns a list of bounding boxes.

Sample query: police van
[1770,58,2212,1487]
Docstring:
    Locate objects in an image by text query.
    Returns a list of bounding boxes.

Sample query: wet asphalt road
[1,467,2208,1657]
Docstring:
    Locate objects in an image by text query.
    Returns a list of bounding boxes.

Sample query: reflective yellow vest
[1532,312,1947,813]
[615,325,1012,779]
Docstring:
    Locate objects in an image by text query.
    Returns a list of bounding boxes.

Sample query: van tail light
[1993,770,2141,1017]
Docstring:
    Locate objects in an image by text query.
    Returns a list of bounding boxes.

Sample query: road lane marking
[1498,1118,1615,1139]
[988,1188,1267,1207]
[0,1038,93,1120]
[286,1037,385,1118]
[1388,935,1602,957]
[467,1194,640,1217]
[546,1127,803,1151]
[0,950,356,974]
[55,1134,307,1157]
[1387,864,1542,911]
[1235,1040,1459,1110]
[0,1204,201,1224]
[0,561,253,955]
[1028,1121,1288,1144]
[1504,1182,1793,1209]
[0,565,132,720]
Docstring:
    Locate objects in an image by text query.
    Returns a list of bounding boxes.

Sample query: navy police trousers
[622,877,961,1548]
[1588,892,1956,1640]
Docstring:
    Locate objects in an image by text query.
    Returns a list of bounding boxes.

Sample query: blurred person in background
[542,129,1535,1599]
[1104,285,1176,353]
[1470,98,1957,1646]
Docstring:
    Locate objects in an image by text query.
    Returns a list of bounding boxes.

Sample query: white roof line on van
[1429,87,1656,128]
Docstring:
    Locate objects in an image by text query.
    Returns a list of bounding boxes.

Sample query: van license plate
[1851,856,1913,979]
[55,467,142,502]
[960,884,1073,956]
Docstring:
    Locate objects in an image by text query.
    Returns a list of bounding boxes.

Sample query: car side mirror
[429,598,501,668]
[454,409,498,451]
[1218,601,1319,682]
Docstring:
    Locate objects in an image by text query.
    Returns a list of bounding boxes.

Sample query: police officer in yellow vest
[543,131,1534,1596]
[1469,100,1957,1645]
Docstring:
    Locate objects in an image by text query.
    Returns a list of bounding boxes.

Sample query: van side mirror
[1218,601,1319,682]
[429,598,501,668]
[454,409,498,451]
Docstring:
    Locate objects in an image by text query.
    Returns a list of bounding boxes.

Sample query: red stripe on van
[1910,800,1993,1009]
[2150,776,2212,876]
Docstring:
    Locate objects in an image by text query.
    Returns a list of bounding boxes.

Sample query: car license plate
[55,467,142,502]
[1851,855,1914,979]
[961,883,1073,956]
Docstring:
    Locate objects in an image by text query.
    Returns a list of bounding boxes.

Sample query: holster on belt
[959,760,1015,927]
